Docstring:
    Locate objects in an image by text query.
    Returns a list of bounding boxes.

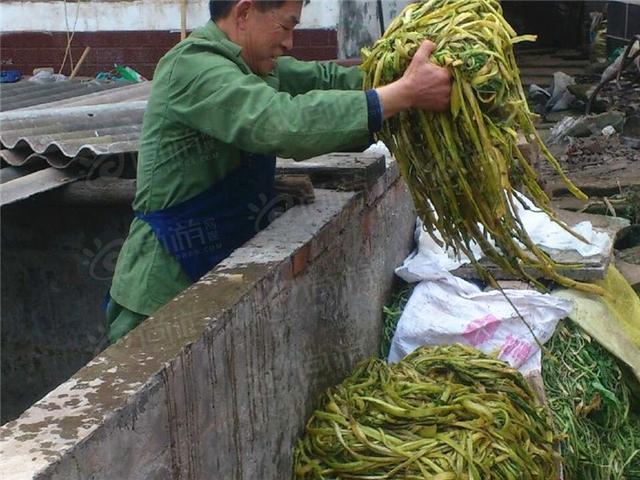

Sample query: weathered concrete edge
[0,163,404,479]
[0,190,354,479]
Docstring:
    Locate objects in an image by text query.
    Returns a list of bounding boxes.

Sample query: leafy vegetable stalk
[361,0,605,296]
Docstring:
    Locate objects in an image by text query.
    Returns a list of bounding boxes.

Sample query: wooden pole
[69,46,91,80]
[181,0,188,41]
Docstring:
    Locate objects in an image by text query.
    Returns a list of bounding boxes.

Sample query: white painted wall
[0,0,340,32]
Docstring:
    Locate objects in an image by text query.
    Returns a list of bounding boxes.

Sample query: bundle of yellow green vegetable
[294,344,558,479]
[361,0,604,296]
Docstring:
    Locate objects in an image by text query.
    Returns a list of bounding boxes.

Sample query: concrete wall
[337,0,412,59]
[0,161,415,479]
[1,201,133,425]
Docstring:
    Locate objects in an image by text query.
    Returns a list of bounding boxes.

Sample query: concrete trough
[0,155,416,479]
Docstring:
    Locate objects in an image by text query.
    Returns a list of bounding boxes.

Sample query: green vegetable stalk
[294,344,559,479]
[361,0,605,296]
[380,283,414,359]
[542,321,640,479]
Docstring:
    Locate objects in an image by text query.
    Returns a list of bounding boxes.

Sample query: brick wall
[0,29,338,79]
[291,29,338,64]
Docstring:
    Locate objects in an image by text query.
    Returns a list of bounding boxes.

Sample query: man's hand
[400,41,452,111]
[375,40,452,119]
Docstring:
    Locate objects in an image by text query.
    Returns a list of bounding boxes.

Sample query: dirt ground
[532,71,640,225]
[522,64,640,287]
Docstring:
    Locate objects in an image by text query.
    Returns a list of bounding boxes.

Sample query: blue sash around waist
[135,154,276,282]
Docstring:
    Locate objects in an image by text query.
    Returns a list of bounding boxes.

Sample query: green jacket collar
[200,20,242,56]
[194,20,278,84]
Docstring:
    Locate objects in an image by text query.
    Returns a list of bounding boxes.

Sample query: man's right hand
[375,40,452,119]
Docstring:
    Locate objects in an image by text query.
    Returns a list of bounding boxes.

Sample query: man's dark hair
[209,1,287,20]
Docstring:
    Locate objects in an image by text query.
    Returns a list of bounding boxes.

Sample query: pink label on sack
[500,334,533,366]
[463,314,500,346]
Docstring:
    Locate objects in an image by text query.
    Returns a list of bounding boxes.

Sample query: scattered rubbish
[602,125,617,137]
[608,46,626,63]
[529,83,551,102]
[549,111,626,142]
[587,35,640,114]
[0,70,21,84]
[529,72,584,113]
[96,65,147,83]
[603,38,640,80]
[28,70,68,83]
[0,60,21,83]
[32,67,54,76]
[114,65,146,83]
[546,71,577,112]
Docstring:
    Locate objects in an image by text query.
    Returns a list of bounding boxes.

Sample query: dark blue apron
[135,154,277,282]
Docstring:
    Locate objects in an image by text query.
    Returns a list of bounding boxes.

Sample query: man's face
[240,1,302,76]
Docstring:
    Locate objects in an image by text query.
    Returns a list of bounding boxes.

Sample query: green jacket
[110,21,371,316]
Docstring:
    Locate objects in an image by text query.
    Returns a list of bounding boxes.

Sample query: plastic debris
[28,70,68,83]
[549,111,626,143]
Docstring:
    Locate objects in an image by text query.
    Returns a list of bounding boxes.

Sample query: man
[107,0,451,342]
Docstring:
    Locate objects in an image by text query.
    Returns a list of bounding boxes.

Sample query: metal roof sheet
[0,102,146,168]
[0,79,131,112]
[17,81,152,111]
[0,82,150,206]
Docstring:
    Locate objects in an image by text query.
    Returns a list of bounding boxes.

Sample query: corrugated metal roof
[0,102,146,168]
[0,81,149,206]
[0,79,132,112]
[18,81,152,111]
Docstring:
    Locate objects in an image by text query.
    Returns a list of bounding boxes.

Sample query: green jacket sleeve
[274,56,364,95]
[167,45,371,161]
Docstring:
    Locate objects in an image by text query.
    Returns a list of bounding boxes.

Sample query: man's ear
[235,0,253,30]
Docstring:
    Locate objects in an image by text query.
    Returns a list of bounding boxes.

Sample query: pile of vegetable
[294,344,558,479]
[361,0,604,296]
[542,320,640,479]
